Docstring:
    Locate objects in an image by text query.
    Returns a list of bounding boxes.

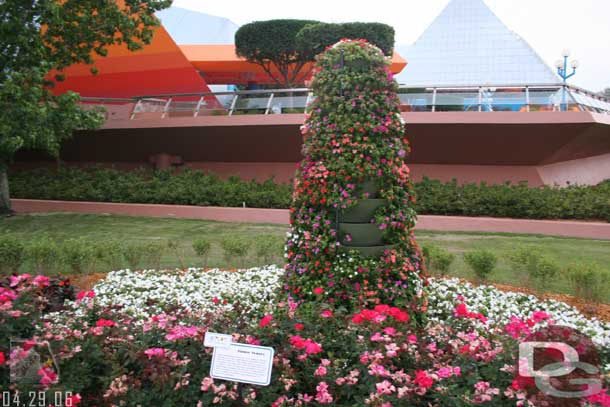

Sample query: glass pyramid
[395,0,560,86]
[156,7,239,45]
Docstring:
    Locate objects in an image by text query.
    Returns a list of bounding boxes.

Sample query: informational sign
[210,343,274,386]
[204,332,233,348]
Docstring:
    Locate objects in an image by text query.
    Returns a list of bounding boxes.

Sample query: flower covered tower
[285,40,427,315]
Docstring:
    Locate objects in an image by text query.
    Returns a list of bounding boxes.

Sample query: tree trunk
[0,164,12,215]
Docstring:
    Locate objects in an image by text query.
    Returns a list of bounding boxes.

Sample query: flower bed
[88,267,610,349]
[2,269,609,406]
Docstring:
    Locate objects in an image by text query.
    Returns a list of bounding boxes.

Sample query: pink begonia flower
[201,377,214,392]
[321,310,333,318]
[453,366,462,376]
[587,389,610,406]
[383,327,396,336]
[320,358,331,366]
[315,382,333,404]
[32,275,50,287]
[38,367,58,386]
[370,332,384,342]
[407,334,418,344]
[376,380,396,395]
[531,311,551,323]
[437,367,453,378]
[144,348,166,359]
[314,366,327,376]
[165,326,199,342]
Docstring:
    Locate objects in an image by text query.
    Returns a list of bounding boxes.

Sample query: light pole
[555,49,579,111]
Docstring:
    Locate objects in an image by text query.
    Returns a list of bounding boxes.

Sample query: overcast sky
[172,0,610,92]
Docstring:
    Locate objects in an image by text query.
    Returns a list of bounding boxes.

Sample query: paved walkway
[11,199,610,240]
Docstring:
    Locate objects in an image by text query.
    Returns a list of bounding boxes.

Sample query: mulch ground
[71,271,610,323]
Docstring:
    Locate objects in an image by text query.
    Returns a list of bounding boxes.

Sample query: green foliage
[0,234,25,273]
[296,22,395,57]
[10,167,292,209]
[121,243,149,271]
[464,249,497,281]
[10,169,610,221]
[567,262,610,303]
[235,19,319,86]
[167,240,188,270]
[414,177,610,222]
[0,0,171,213]
[60,238,94,274]
[507,246,559,289]
[221,237,251,268]
[94,239,125,272]
[142,241,166,270]
[255,235,284,264]
[192,238,211,268]
[26,235,60,275]
[423,244,455,276]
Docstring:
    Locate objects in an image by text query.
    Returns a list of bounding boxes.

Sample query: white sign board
[204,332,233,348]
[210,343,274,386]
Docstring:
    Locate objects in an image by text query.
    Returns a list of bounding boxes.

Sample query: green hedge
[8,168,610,221]
[9,167,292,209]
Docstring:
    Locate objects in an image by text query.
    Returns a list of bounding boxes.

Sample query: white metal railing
[79,84,610,119]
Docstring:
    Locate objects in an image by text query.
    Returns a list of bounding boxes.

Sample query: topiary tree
[285,39,426,317]
[296,22,395,59]
[235,19,319,87]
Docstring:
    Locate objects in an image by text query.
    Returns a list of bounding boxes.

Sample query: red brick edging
[10,199,610,240]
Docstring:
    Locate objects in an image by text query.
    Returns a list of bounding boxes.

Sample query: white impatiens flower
[75,267,609,352]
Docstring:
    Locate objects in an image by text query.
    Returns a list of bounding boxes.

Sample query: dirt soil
[71,272,610,323]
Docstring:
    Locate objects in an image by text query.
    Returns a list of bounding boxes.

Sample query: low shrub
[464,249,497,281]
[94,239,124,271]
[423,244,455,276]
[26,235,60,275]
[167,240,187,270]
[121,242,148,271]
[0,234,25,274]
[192,238,211,268]
[567,262,610,303]
[142,241,166,270]
[60,238,95,274]
[221,236,251,268]
[507,246,559,289]
[255,235,283,264]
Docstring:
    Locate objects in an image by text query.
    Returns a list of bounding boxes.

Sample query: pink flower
[315,382,333,404]
[314,366,327,376]
[165,326,199,342]
[321,310,333,318]
[32,275,50,287]
[38,367,58,386]
[376,380,396,395]
[304,339,322,355]
[294,323,304,331]
[259,314,273,327]
[407,334,417,344]
[453,366,461,376]
[531,311,551,323]
[383,327,396,336]
[144,348,166,359]
[201,377,214,392]
[437,367,453,378]
[313,287,324,295]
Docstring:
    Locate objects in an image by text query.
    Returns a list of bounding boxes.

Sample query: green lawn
[2,213,609,302]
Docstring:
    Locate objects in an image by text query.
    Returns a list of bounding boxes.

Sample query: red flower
[313,287,324,295]
[95,319,115,328]
[0,352,5,365]
[76,291,95,300]
[413,370,434,388]
[321,310,333,318]
[259,315,273,328]
[294,323,305,331]
[212,297,219,304]
[66,394,81,406]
